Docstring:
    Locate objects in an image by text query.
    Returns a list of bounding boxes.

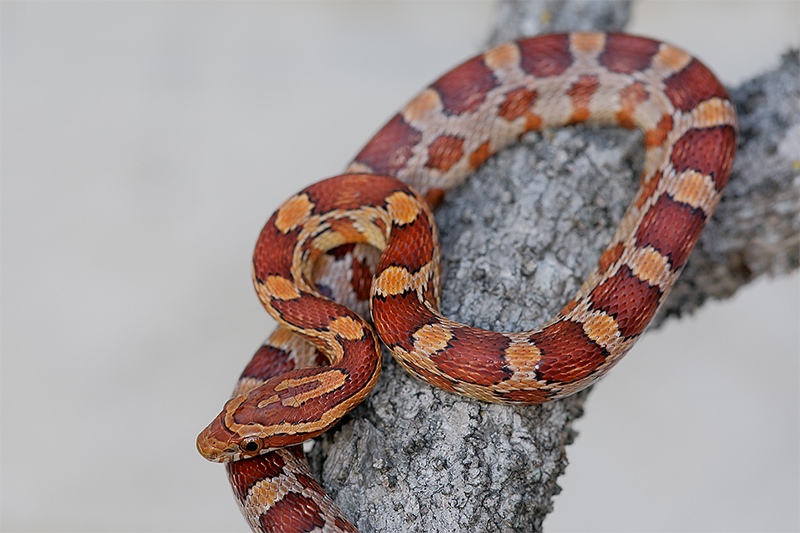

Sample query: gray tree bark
[307,1,800,531]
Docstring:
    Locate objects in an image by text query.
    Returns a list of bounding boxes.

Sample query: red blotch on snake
[589,265,662,338]
[599,33,661,74]
[532,321,609,383]
[635,194,707,268]
[670,126,737,190]
[430,55,499,115]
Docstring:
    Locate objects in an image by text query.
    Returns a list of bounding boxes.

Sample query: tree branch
[307,2,800,531]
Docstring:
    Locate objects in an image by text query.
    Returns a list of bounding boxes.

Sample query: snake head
[197,371,337,462]
[196,396,271,463]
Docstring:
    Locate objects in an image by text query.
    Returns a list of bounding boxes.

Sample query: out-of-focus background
[2,2,798,531]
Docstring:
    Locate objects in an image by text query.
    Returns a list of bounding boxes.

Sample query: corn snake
[197,32,737,532]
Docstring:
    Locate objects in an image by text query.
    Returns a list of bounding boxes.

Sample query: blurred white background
[2,1,797,531]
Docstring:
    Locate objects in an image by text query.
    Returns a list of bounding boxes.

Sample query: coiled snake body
[197,33,737,532]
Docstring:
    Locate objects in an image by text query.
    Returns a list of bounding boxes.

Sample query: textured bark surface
[306,2,800,531]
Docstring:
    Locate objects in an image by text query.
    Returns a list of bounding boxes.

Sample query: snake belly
[197,32,737,532]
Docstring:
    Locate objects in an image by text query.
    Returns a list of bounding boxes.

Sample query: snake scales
[197,32,737,532]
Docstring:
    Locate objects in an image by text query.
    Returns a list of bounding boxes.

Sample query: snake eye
[240,437,262,455]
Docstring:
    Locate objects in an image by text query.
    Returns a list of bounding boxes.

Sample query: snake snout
[196,413,237,463]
